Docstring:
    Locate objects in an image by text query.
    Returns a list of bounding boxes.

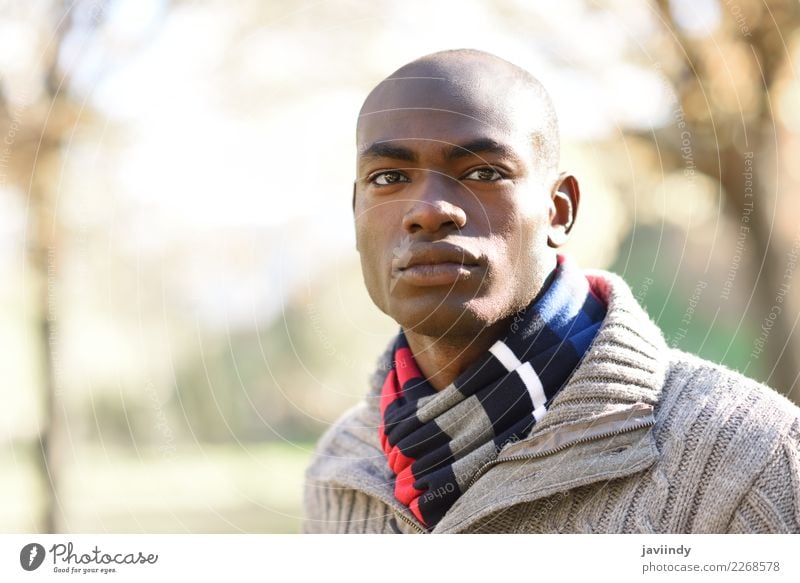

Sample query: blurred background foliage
[1,0,799,533]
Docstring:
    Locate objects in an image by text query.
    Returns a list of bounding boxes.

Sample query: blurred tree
[652,0,800,400]
[1,0,86,533]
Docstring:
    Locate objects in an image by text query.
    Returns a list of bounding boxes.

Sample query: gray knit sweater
[302,269,800,533]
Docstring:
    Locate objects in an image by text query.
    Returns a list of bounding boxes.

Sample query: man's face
[354,77,557,339]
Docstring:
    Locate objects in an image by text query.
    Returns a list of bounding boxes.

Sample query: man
[302,48,800,533]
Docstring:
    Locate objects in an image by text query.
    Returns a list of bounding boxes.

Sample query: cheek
[355,219,379,272]
[482,203,551,313]
[354,207,392,305]
[354,196,381,255]
[485,195,550,264]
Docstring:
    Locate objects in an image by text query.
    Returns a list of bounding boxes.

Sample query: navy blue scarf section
[378,254,608,529]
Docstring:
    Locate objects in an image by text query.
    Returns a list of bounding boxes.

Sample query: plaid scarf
[378,254,607,529]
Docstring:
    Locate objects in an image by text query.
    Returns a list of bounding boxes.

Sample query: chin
[390,298,492,339]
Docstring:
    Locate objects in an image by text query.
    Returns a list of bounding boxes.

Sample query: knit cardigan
[302,268,800,533]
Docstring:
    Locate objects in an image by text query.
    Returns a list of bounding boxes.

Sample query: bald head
[357,49,560,176]
[352,49,581,344]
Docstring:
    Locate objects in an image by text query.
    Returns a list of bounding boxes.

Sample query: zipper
[325,474,430,533]
[466,415,656,490]
[394,509,429,534]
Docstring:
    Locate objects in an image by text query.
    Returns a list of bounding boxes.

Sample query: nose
[402,175,467,234]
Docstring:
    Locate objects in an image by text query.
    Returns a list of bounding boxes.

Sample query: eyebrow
[359,142,418,162]
[359,138,523,165]
[447,138,519,162]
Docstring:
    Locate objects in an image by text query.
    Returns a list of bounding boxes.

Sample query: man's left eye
[463,168,503,181]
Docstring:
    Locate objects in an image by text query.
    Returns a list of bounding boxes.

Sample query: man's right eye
[370,171,408,186]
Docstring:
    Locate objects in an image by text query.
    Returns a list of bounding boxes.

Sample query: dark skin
[353,53,579,391]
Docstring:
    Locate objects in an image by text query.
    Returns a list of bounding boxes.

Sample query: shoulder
[305,339,394,481]
[657,349,799,487]
[662,348,800,429]
[301,397,397,533]
[304,399,381,482]
[649,349,800,532]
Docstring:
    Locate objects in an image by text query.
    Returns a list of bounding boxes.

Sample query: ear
[547,173,580,248]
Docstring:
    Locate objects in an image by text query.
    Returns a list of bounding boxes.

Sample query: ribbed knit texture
[302,268,800,534]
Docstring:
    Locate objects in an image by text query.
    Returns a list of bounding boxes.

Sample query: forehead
[357,77,532,153]
[357,113,524,161]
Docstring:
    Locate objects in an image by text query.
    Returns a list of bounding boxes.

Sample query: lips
[389,241,484,288]
[392,242,482,271]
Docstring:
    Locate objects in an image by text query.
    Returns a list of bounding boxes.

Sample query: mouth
[391,241,483,288]
[395,262,480,287]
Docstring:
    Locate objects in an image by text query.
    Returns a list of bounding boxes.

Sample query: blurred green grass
[0,441,315,533]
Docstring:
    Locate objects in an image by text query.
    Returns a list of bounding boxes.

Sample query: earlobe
[547,173,580,248]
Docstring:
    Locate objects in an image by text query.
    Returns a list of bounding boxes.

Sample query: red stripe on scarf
[380,364,418,484]
[379,369,398,453]
[395,346,422,387]
[586,274,611,304]
[409,497,425,524]
[379,348,427,513]
[380,369,399,415]
[395,465,425,505]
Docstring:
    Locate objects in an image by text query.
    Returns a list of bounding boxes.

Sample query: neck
[403,316,514,391]
[402,256,560,391]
